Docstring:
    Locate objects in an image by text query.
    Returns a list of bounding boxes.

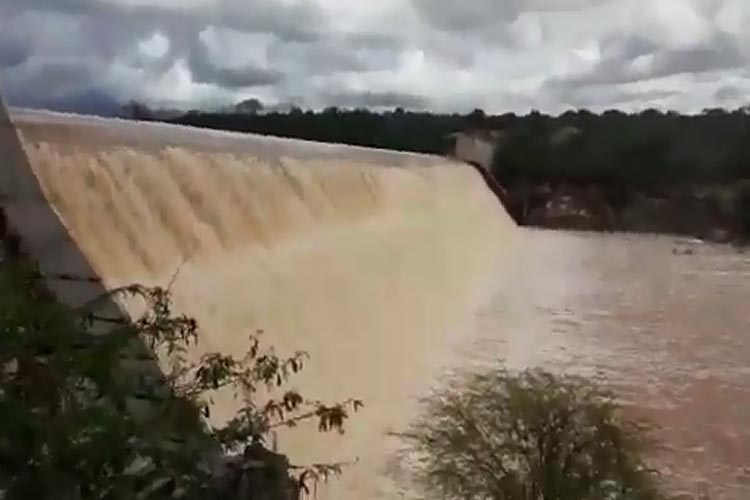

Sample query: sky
[0,0,749,115]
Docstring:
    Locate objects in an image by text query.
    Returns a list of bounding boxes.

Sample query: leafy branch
[0,260,361,499]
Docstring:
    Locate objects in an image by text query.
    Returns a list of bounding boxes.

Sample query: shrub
[0,256,360,499]
[403,367,663,500]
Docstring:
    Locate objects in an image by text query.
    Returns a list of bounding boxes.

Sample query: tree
[235,99,265,115]
[467,108,487,128]
[402,367,663,500]
[0,250,360,499]
[121,100,155,121]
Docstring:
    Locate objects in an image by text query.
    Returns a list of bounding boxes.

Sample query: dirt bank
[501,181,750,244]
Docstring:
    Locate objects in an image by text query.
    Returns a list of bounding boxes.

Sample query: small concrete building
[447,129,510,209]
[447,130,503,173]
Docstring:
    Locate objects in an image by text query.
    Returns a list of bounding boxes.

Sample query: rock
[704,227,732,243]
[502,179,750,243]
[215,441,299,500]
[526,188,607,230]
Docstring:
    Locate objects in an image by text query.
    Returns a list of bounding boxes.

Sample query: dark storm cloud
[345,33,405,51]
[214,0,329,43]
[411,0,608,32]
[23,61,98,93]
[186,37,283,88]
[551,85,681,110]
[714,85,746,102]
[601,36,660,62]
[0,0,410,104]
[9,0,329,42]
[266,34,407,79]
[2,0,750,113]
[653,40,746,78]
[268,40,368,75]
[0,35,31,69]
[0,0,335,109]
[190,60,283,89]
[545,34,747,93]
[412,0,521,31]
[0,56,122,116]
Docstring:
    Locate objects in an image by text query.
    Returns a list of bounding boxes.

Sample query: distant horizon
[7,95,750,120]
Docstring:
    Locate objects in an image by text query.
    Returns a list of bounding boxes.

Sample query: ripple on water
[470,230,750,500]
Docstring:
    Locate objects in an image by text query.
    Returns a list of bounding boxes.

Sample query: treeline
[170,107,472,155]
[492,108,750,188]
[161,105,750,187]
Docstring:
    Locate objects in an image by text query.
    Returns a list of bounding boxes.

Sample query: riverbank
[500,180,750,245]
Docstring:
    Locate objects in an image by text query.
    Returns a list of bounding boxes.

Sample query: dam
[5,101,748,499]
[0,102,515,498]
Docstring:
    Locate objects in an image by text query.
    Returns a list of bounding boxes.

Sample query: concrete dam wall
[0,103,515,498]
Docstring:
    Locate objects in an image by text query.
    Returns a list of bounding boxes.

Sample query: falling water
[3,108,516,499]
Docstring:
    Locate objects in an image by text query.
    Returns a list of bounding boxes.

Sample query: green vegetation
[492,109,750,188]
[170,106,464,155]
[0,253,360,499]
[154,105,750,188]
[402,367,663,500]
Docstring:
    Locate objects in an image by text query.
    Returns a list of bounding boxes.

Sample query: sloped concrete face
[3,103,516,499]
[0,99,115,309]
[449,132,497,172]
[0,99,168,422]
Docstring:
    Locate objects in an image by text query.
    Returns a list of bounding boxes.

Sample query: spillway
[0,102,515,498]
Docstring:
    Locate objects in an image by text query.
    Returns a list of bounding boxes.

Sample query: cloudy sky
[1,0,749,114]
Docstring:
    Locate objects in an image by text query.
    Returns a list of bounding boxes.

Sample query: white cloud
[643,0,713,47]
[714,0,750,40]
[1,0,749,114]
[509,13,544,48]
[138,32,170,59]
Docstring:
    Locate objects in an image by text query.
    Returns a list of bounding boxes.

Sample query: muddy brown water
[467,229,750,500]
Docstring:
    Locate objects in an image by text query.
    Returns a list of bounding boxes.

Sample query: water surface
[469,229,750,499]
